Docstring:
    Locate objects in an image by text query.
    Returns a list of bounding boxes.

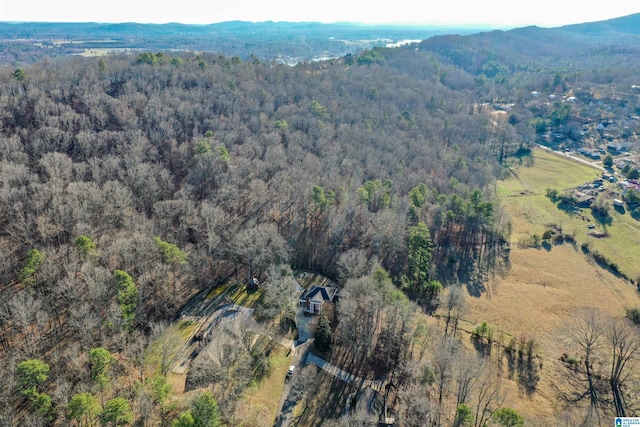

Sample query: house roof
[574,192,595,206]
[301,285,337,303]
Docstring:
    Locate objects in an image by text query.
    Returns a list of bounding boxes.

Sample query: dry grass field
[500,148,640,279]
[464,148,640,421]
[466,244,639,420]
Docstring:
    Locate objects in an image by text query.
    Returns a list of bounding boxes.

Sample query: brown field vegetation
[463,149,640,422]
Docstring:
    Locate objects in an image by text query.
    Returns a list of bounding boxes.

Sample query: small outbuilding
[247,277,259,290]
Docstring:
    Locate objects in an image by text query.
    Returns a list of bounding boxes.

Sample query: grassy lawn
[585,207,640,280]
[234,342,292,425]
[145,320,198,376]
[295,271,337,289]
[501,149,595,241]
[230,286,264,308]
[501,148,640,279]
[501,150,597,197]
[204,279,235,300]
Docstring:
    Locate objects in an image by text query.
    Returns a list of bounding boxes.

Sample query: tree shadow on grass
[293,369,357,427]
[517,355,540,396]
[581,244,626,280]
[457,270,486,298]
[557,201,581,216]
[591,213,612,227]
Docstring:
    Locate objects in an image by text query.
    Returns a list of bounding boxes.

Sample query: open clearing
[77,48,137,56]
[234,343,292,425]
[502,148,640,279]
[144,279,291,423]
[466,244,639,420]
[464,148,640,421]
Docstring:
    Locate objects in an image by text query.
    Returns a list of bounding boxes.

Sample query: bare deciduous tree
[444,285,468,338]
[454,351,483,408]
[231,223,290,282]
[561,308,606,424]
[473,363,505,427]
[604,317,640,417]
[336,248,369,283]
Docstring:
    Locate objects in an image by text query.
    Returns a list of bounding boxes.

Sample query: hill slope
[419,13,640,74]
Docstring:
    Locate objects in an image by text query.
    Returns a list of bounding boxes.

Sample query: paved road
[273,310,315,427]
[273,341,311,427]
[273,345,387,427]
[537,144,604,171]
[305,352,359,383]
[304,352,385,391]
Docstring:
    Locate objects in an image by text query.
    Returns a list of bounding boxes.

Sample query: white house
[607,141,630,152]
[299,285,338,314]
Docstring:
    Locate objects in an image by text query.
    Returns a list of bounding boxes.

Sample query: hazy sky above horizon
[1,1,638,28]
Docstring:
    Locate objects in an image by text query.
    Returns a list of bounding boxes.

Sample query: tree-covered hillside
[420,13,640,76]
[1,13,640,425]
[0,46,514,425]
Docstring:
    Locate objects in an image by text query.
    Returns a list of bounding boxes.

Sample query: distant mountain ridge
[0,20,485,40]
[418,13,640,75]
[562,13,640,36]
[0,20,485,65]
[0,14,639,66]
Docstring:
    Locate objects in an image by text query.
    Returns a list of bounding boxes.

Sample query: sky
[1,1,639,28]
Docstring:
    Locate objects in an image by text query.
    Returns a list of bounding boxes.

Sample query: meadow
[500,149,640,280]
[463,148,640,421]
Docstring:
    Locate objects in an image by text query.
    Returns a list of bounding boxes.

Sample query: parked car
[286,366,295,380]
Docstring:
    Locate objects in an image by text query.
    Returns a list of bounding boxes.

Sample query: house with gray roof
[299,285,338,314]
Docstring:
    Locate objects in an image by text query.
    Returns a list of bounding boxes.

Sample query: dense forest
[1,13,640,426]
